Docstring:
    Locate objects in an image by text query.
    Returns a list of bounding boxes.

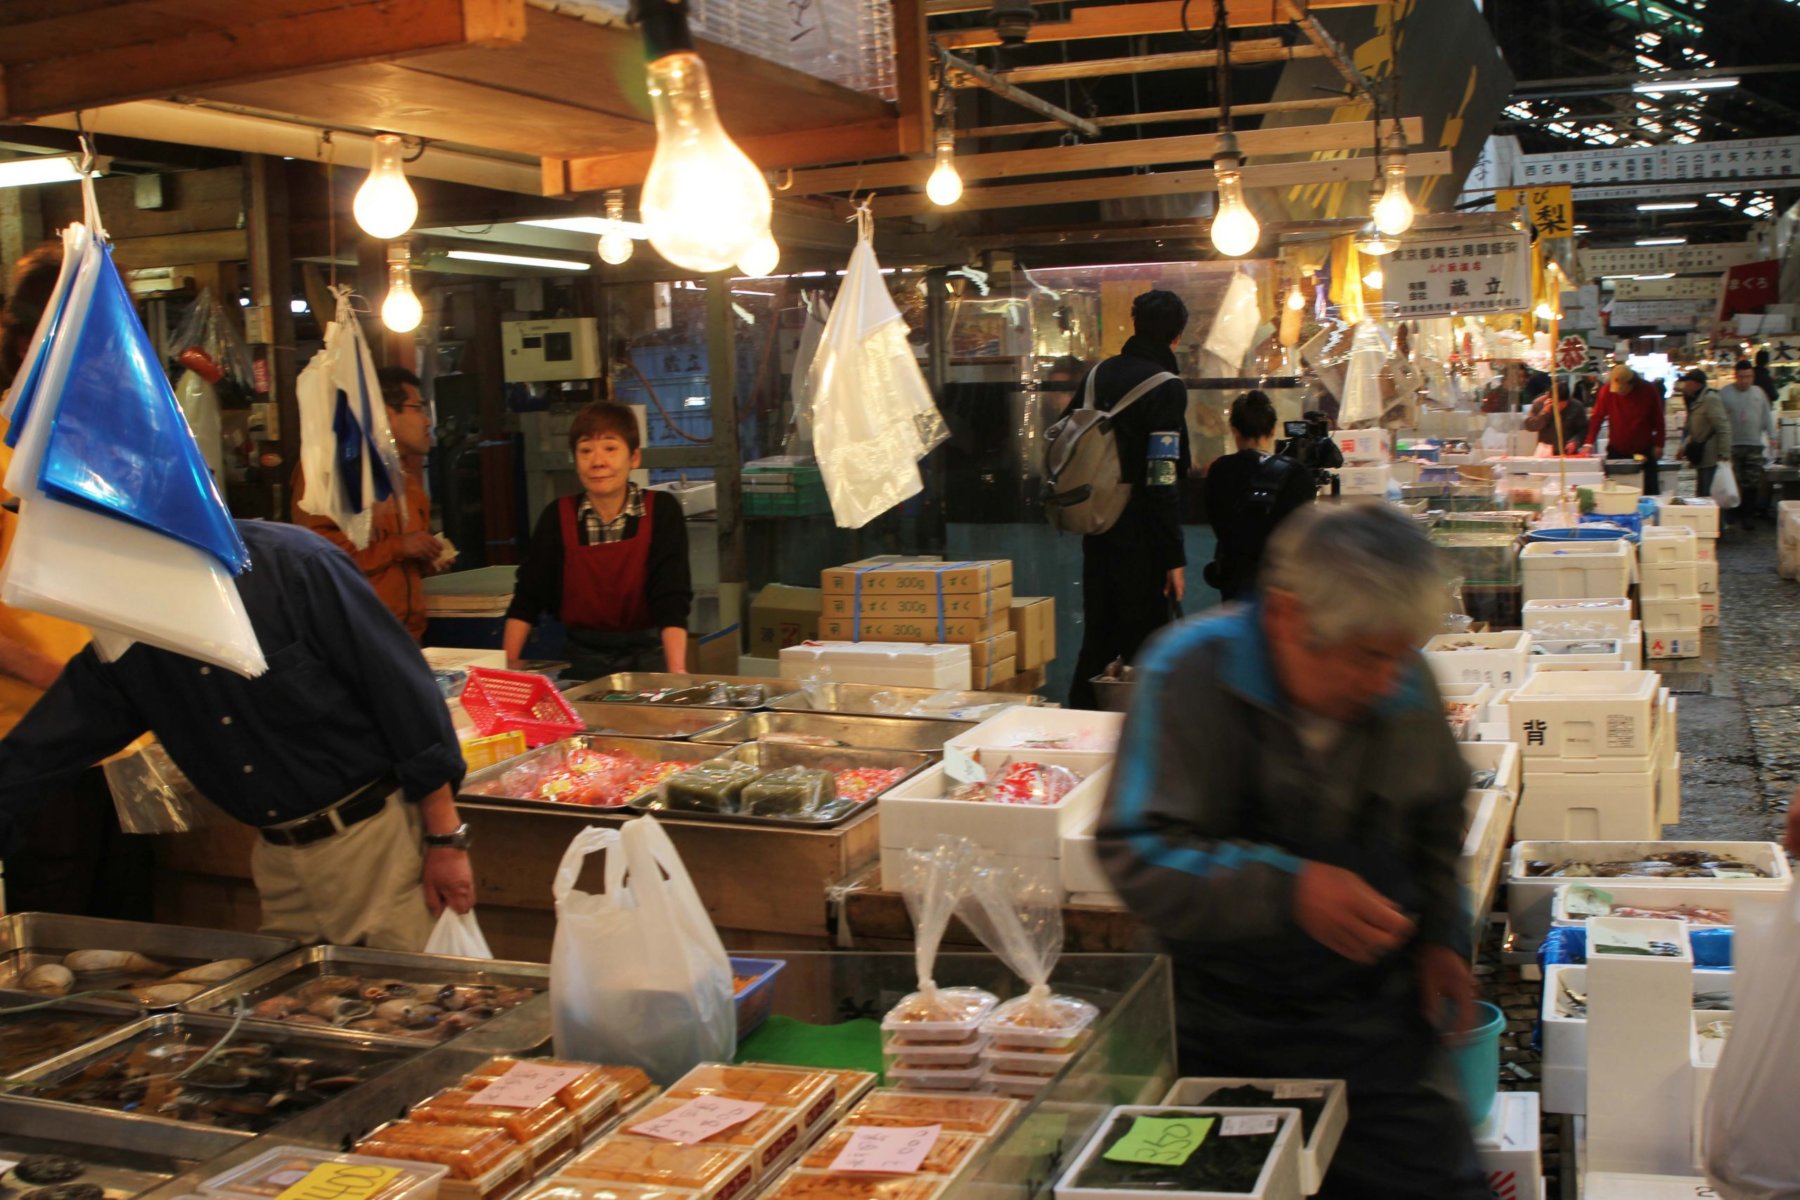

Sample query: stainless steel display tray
[768,681,1042,721]
[6,1011,419,1136]
[0,914,298,1009]
[691,710,974,753]
[459,734,728,812]
[571,702,749,739]
[628,742,930,828]
[0,1094,245,1197]
[181,945,548,1046]
[0,995,149,1079]
[564,672,799,710]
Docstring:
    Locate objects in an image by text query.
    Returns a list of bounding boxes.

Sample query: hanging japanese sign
[1580,243,1763,278]
[1759,339,1800,364]
[1517,136,1800,186]
[1609,299,1708,328]
[1381,232,1531,319]
[1613,276,1722,302]
[1496,186,1573,238]
[1718,260,1780,320]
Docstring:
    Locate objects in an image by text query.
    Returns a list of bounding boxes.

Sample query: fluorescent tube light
[1636,236,1688,246]
[0,155,101,189]
[1633,76,1738,94]
[444,250,593,271]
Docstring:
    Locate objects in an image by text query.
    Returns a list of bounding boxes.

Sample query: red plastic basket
[460,667,583,748]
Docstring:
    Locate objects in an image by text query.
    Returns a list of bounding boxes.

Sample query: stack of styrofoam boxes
[1331,427,1391,496]
[1639,526,1702,660]
[1657,498,1721,628]
[1474,1091,1543,1200]
[1459,741,1519,919]
[1509,670,1667,840]
[880,707,1121,898]
[1522,599,1636,669]
[1521,539,1635,604]
[1423,630,1532,691]
[1588,916,1699,1178]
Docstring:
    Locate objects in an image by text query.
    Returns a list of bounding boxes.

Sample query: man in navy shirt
[0,520,474,949]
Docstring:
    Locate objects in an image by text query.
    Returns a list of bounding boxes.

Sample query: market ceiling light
[736,233,781,277]
[1633,76,1738,94]
[381,244,423,334]
[1636,236,1688,246]
[354,134,419,241]
[1637,201,1698,211]
[638,0,771,273]
[444,250,593,271]
[926,132,964,207]
[1370,117,1415,237]
[1354,220,1398,257]
[598,190,635,266]
[1286,282,1307,311]
[523,215,651,239]
[1635,272,1676,280]
[0,154,106,189]
[1206,0,1258,258]
[1361,267,1384,291]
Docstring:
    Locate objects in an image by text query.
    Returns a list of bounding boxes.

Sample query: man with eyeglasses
[292,366,447,642]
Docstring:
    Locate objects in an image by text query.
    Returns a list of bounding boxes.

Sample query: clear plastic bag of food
[884,839,995,1040]
[949,761,1081,806]
[103,737,217,834]
[742,766,835,817]
[662,759,763,814]
[957,857,1098,1045]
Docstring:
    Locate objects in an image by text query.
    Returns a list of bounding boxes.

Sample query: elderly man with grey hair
[1097,503,1487,1200]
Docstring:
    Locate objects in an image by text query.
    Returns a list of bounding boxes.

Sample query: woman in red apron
[504,402,692,680]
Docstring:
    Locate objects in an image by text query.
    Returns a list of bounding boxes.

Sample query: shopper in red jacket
[1584,364,1667,495]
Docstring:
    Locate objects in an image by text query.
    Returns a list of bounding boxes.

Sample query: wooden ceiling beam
[931,0,1375,50]
[962,94,1354,140]
[786,116,1424,194]
[552,117,909,195]
[949,40,1323,87]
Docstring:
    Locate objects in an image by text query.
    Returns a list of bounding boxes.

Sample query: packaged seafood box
[463,1057,649,1135]
[1507,841,1790,939]
[879,750,1113,866]
[840,1089,1022,1137]
[759,1171,951,1200]
[0,913,296,1009]
[1522,597,1633,641]
[1054,1106,1304,1200]
[559,1133,756,1200]
[1459,741,1520,801]
[354,1121,531,1200]
[622,1095,806,1182]
[1422,631,1533,690]
[201,1146,449,1200]
[1537,962,1731,1115]
[664,1063,840,1135]
[1161,1079,1346,1197]
[797,1128,987,1176]
[943,707,1124,755]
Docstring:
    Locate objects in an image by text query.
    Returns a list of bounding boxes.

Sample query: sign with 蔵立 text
[1380,232,1531,319]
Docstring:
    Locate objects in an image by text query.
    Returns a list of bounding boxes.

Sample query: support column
[245,154,297,519]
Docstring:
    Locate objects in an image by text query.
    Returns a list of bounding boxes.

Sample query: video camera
[1275,412,1344,495]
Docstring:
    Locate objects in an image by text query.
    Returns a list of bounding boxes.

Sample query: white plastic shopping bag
[424,909,494,959]
[1713,460,1742,510]
[550,818,735,1082]
[295,288,408,549]
[1704,882,1800,1198]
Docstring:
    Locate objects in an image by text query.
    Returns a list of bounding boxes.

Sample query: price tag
[1593,925,1653,955]
[828,1125,942,1173]
[1220,1115,1280,1137]
[1565,885,1614,917]
[943,744,985,786]
[479,1062,590,1109]
[1273,1082,1326,1100]
[275,1163,401,1200]
[629,1096,766,1144]
[1101,1116,1213,1167]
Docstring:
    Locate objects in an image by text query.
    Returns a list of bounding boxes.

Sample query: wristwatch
[424,823,473,851]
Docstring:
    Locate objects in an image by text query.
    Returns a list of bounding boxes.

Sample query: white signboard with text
[1382,232,1531,319]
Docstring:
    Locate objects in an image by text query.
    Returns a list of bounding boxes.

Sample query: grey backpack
[1043,365,1180,535]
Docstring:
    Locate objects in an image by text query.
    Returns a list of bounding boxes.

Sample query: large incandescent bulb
[641,52,771,273]
[354,134,418,241]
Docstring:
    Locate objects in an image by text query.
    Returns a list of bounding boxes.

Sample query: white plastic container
[1523,597,1633,640]
[1161,1078,1347,1197]
[1336,465,1391,496]
[945,706,1124,755]
[1423,630,1533,689]
[1550,883,1740,929]
[1587,917,1696,1176]
[880,751,1112,862]
[1461,788,1515,914]
[1638,561,1700,601]
[1641,595,1702,631]
[1460,740,1520,800]
[1661,750,1683,826]
[1529,638,1628,671]
[1506,840,1792,939]
[1474,1091,1542,1200]
[1592,484,1642,515]
[1509,669,1661,760]
[201,1149,449,1200]
[779,641,971,689]
[1512,761,1661,841]
[1646,627,1702,659]
[1696,559,1720,594]
[1330,428,1390,464]
[1691,1011,1734,1169]
[1700,597,1719,627]
[1640,525,1699,565]
[1054,1106,1305,1200]
[1521,540,1635,602]
[1586,1173,1730,1198]
[1657,498,1720,536]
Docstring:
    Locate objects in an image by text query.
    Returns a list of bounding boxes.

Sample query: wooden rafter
[947,40,1324,86]
[962,95,1354,140]
[931,0,1374,50]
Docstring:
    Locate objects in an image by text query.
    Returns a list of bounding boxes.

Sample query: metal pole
[935,46,1101,139]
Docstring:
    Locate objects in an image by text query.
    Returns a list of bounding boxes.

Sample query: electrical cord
[623,357,712,444]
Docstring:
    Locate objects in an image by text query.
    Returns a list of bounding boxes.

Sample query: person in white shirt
[1719,359,1775,529]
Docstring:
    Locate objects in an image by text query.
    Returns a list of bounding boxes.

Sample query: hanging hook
[775,167,795,192]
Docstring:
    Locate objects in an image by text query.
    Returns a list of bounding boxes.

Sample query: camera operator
[1203,392,1322,603]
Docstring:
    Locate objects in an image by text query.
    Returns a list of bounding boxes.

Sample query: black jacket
[1203,450,1317,600]
[1076,335,1190,569]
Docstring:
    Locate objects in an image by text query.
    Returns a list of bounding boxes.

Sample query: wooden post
[245,154,298,519]
[706,274,745,620]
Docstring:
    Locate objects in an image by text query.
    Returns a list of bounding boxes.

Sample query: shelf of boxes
[1504,840,1792,939]
[1521,540,1635,602]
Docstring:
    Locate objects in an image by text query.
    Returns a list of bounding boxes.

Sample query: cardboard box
[818,612,1008,644]
[779,641,971,690]
[821,559,1012,596]
[693,624,739,676]
[972,655,1017,688]
[969,630,1018,673]
[749,585,822,655]
[821,585,1013,620]
[1337,464,1392,495]
[1010,596,1056,669]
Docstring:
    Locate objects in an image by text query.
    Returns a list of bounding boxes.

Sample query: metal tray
[571,702,750,740]
[564,672,799,710]
[181,944,549,1045]
[0,996,148,1079]
[0,1094,245,1197]
[6,1010,419,1136]
[628,742,931,829]
[691,711,975,753]
[458,734,728,813]
[0,914,298,1009]
[768,681,1042,722]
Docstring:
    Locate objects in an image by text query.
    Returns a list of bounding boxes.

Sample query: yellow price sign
[275,1163,402,1200]
[1498,185,1573,239]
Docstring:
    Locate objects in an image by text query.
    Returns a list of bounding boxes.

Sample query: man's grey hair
[1260,503,1446,645]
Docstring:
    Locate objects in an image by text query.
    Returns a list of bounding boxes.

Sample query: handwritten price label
[629,1097,766,1144]
[275,1164,401,1200]
[1102,1116,1213,1167]
[479,1062,590,1109]
[828,1125,942,1174]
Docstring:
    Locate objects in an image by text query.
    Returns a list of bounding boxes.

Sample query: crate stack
[819,558,1017,686]
[1638,526,1702,660]
[1510,669,1675,841]
[1656,498,1721,628]
[1330,427,1392,496]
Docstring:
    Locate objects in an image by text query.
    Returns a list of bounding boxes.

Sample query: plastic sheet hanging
[102,738,217,835]
[783,291,830,457]
[1338,318,1397,429]
[810,206,947,528]
[0,192,265,677]
[1200,270,1263,374]
[168,288,253,487]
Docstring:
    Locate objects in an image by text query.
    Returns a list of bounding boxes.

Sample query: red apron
[559,490,655,633]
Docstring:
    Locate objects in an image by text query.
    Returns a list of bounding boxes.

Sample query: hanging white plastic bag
[811,211,944,528]
[784,292,830,457]
[1704,883,1800,1198]
[955,853,1095,1033]
[1202,270,1261,372]
[1713,460,1742,510]
[886,838,992,1024]
[424,909,494,959]
[550,818,734,1082]
[1339,319,1396,429]
[295,289,407,549]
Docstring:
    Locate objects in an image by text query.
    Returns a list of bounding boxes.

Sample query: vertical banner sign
[1496,186,1574,239]
[1719,260,1780,320]
[1381,232,1531,319]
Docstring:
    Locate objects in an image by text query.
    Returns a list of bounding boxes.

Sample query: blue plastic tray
[730,956,786,1040]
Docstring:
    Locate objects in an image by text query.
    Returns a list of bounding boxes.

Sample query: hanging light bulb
[1354,220,1398,257]
[1372,158,1415,236]
[1534,301,1561,321]
[926,132,963,207]
[1361,266,1385,292]
[1209,138,1259,257]
[598,189,635,266]
[381,244,422,334]
[737,233,780,277]
[639,2,770,274]
[354,133,418,241]
[1286,281,1307,311]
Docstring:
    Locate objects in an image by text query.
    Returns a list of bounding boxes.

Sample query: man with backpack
[1203,391,1318,602]
[1052,290,1191,710]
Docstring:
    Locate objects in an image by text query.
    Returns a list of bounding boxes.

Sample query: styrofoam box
[1512,759,1662,841]
[1475,1091,1542,1200]
[1657,498,1720,536]
[1424,631,1533,689]
[1509,669,1661,760]
[1462,788,1514,899]
[1640,525,1699,565]
[1461,740,1520,800]
[1054,1105,1304,1200]
[1538,964,1734,1116]
[1696,536,1717,564]
[880,750,1113,860]
[1646,627,1702,660]
[1529,639,1628,672]
[779,641,972,690]
[1521,541,1635,603]
[1661,751,1682,827]
[881,843,1063,895]
[1061,810,1112,897]
[1696,559,1719,594]
[1506,840,1793,939]
[1638,561,1700,601]
[1700,598,1719,628]
[1691,1011,1734,1170]
[1585,1174,1723,1199]
[1641,595,1702,630]
[1550,883,1743,930]
[946,706,1124,755]
[1162,1079,1347,1196]
[1523,597,1633,640]
[1441,681,1494,726]
[1331,428,1390,464]
[1337,465,1391,496]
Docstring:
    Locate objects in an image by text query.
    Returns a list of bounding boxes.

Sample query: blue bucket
[1444,1000,1505,1126]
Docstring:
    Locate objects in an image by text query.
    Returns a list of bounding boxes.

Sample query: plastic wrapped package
[665,1063,837,1123]
[103,738,215,834]
[833,767,907,803]
[462,1058,632,1132]
[881,1035,988,1072]
[624,1096,803,1176]
[798,1129,987,1176]
[957,857,1098,1060]
[353,1123,529,1191]
[662,759,763,814]
[742,766,836,817]
[559,1136,755,1200]
[413,1087,580,1162]
[760,1175,948,1200]
[199,1148,448,1200]
[842,1090,1021,1136]
[519,1183,697,1200]
[1201,271,1263,374]
[884,839,996,1048]
[1338,319,1397,429]
[950,762,1081,806]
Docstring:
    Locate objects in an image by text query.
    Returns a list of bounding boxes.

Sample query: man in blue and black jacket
[1098,503,1488,1200]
